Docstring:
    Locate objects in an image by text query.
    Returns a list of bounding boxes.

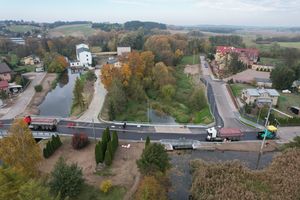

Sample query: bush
[137,143,171,175]
[0,90,8,100]
[145,136,150,147]
[100,180,112,193]
[86,70,97,82]
[135,176,167,200]
[49,157,84,199]
[72,133,89,149]
[34,85,43,92]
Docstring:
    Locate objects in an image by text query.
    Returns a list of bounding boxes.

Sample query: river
[38,69,80,117]
[168,150,276,200]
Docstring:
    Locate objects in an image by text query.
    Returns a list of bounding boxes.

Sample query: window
[87,59,89,61]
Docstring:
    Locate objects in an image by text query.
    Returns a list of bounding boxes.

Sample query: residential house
[21,55,41,65]
[0,80,9,92]
[107,57,122,68]
[0,63,12,81]
[117,47,131,56]
[72,44,92,67]
[252,64,274,72]
[241,88,280,106]
[292,80,300,92]
[215,46,259,70]
[255,78,272,88]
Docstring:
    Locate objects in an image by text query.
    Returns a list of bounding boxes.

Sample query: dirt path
[23,73,57,115]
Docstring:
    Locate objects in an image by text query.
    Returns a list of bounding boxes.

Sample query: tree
[152,62,175,90]
[160,84,175,102]
[49,157,83,199]
[0,119,42,177]
[135,176,167,200]
[189,88,207,111]
[111,131,119,153]
[108,79,127,117]
[0,167,59,200]
[137,143,171,175]
[107,141,113,159]
[95,142,104,164]
[174,49,184,64]
[72,77,85,111]
[104,149,112,166]
[270,65,295,90]
[145,136,150,147]
[120,63,132,87]
[72,133,89,149]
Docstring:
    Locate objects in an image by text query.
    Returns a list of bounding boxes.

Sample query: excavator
[257,125,277,140]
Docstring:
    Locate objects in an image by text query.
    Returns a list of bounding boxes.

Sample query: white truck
[206,127,243,142]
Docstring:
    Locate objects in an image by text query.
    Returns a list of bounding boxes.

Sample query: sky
[1,0,300,26]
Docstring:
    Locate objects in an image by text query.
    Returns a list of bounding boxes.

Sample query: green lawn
[230,83,253,97]
[49,24,97,37]
[259,57,284,66]
[180,55,200,65]
[194,107,214,124]
[278,42,300,49]
[71,184,126,200]
[7,25,40,33]
[277,93,300,117]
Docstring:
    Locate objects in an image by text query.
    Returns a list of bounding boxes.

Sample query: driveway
[0,72,46,119]
[77,69,107,122]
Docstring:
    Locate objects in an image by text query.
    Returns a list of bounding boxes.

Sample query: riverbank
[70,70,96,118]
[23,73,57,115]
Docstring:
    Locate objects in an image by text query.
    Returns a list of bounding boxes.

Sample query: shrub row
[43,135,62,158]
[95,128,119,166]
[72,133,89,149]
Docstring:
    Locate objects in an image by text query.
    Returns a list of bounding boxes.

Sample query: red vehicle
[206,127,243,141]
[24,116,58,131]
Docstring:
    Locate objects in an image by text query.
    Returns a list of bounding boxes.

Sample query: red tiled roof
[216,46,259,57]
[0,80,8,89]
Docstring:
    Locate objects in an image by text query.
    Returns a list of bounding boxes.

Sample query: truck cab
[257,125,277,140]
[206,127,223,142]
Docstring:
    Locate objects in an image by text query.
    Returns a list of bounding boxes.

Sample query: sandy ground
[23,73,57,115]
[39,138,144,189]
[224,69,270,83]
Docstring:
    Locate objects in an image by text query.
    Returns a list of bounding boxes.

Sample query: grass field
[7,25,40,33]
[277,42,300,49]
[277,93,300,117]
[180,55,200,65]
[48,24,97,38]
[259,57,284,66]
[230,83,254,97]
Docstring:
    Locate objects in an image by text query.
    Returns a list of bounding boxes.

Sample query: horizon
[1,0,300,27]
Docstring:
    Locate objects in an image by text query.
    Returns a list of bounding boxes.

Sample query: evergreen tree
[104,149,112,166]
[107,141,113,159]
[145,136,150,147]
[112,131,119,153]
[95,142,104,164]
[56,135,62,147]
[43,148,48,158]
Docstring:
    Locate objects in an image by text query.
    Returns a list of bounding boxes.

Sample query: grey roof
[255,77,272,83]
[246,88,280,97]
[0,63,12,74]
[246,88,260,96]
[265,89,280,96]
[292,80,300,87]
[76,47,90,55]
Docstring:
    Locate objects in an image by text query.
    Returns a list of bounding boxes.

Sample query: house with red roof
[0,80,9,91]
[215,46,259,70]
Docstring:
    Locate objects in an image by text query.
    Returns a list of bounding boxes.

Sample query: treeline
[196,26,242,33]
[209,35,245,48]
[91,23,123,32]
[47,21,91,29]
[256,36,300,43]
[124,21,167,31]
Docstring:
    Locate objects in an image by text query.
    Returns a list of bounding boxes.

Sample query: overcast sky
[1,0,300,26]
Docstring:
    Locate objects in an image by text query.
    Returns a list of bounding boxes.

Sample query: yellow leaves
[100,64,119,89]
[100,180,112,194]
[120,63,132,87]
[0,119,42,177]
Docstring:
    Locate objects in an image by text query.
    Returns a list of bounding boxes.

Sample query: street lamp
[92,118,96,142]
[256,99,272,169]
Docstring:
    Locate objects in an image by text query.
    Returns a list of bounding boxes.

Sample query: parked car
[282,89,291,94]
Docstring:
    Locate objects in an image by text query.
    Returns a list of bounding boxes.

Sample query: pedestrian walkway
[155,126,192,134]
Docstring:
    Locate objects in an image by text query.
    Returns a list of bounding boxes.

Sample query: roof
[245,88,279,97]
[0,63,12,74]
[292,80,300,87]
[255,78,272,83]
[0,80,8,88]
[216,46,259,57]
[267,125,277,132]
[246,88,260,96]
[77,47,90,54]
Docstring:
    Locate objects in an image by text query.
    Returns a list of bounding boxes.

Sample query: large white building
[70,44,92,67]
[117,47,131,56]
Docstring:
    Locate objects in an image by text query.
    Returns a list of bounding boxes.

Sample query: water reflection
[38,69,79,117]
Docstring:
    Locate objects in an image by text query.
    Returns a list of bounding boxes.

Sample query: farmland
[7,25,41,33]
[48,24,98,38]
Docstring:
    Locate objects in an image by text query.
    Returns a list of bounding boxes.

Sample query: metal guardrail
[0,130,57,139]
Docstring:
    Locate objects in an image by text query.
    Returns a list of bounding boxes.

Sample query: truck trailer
[206,127,243,142]
[24,116,58,131]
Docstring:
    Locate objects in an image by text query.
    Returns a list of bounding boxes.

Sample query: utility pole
[92,118,96,142]
[256,100,272,169]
